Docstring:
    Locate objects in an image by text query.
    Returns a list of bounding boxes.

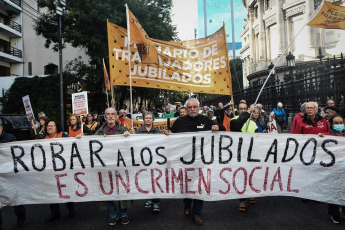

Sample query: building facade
[240,0,345,86]
[0,0,89,97]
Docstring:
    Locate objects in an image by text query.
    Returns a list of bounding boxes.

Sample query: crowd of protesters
[0,97,344,228]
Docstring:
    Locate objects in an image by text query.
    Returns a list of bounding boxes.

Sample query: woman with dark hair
[45,120,68,139]
[85,113,98,133]
[44,120,75,221]
[135,112,162,213]
[32,116,49,139]
[320,115,344,224]
[68,114,92,137]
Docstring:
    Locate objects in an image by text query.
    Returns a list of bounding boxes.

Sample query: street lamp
[57,0,66,130]
[286,52,295,68]
[268,62,276,75]
[317,46,324,63]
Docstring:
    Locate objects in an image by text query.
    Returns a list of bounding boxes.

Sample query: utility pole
[56,0,66,130]
[203,0,207,37]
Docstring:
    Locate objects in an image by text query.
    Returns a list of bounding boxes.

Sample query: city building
[240,0,345,86]
[0,0,89,97]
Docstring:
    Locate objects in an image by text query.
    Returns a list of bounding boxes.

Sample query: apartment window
[44,63,58,75]
[0,65,10,76]
[28,62,32,75]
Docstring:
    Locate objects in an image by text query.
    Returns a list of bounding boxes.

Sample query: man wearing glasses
[169,98,223,226]
[95,108,131,226]
[294,101,330,134]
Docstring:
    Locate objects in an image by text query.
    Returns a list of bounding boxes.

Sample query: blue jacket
[273,108,286,122]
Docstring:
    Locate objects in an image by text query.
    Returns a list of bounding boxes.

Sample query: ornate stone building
[240,0,345,86]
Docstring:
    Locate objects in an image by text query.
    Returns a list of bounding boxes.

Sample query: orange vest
[223,113,231,132]
[45,132,63,139]
[68,126,82,137]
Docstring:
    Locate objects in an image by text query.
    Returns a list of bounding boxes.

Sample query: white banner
[0,132,344,208]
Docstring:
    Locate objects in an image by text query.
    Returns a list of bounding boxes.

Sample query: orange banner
[127,8,159,64]
[103,59,111,91]
[123,117,176,133]
[107,21,232,95]
[306,1,345,30]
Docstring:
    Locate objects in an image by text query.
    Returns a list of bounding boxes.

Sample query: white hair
[104,107,117,116]
[184,98,200,107]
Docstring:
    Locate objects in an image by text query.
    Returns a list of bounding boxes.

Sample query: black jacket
[0,131,17,143]
[230,112,251,132]
[171,114,218,133]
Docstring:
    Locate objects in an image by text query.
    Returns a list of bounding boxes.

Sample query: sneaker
[145,200,153,208]
[108,216,120,226]
[121,216,129,225]
[152,204,160,214]
[331,215,342,224]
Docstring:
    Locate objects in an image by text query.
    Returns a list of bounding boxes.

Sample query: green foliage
[2,75,78,121]
[230,58,243,93]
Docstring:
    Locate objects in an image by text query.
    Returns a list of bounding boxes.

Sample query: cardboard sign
[72,92,88,115]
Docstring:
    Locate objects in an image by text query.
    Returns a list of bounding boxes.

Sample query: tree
[2,74,78,121]
[230,58,243,95]
[34,0,177,113]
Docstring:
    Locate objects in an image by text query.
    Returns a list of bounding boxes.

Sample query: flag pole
[125,4,134,130]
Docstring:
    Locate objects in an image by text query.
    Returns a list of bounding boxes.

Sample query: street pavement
[1,196,344,230]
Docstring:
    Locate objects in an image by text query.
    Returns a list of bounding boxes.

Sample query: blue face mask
[333,125,345,132]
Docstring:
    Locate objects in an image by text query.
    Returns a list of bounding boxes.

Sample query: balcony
[0,0,22,14]
[0,17,21,32]
[0,45,22,62]
[9,0,21,7]
[0,16,22,37]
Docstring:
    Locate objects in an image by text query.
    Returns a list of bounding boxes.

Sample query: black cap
[325,106,340,113]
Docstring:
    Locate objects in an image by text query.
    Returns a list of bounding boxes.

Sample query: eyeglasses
[106,113,116,116]
[187,105,199,109]
[306,107,316,109]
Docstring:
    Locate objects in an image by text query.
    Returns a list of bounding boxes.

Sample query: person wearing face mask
[319,115,345,224]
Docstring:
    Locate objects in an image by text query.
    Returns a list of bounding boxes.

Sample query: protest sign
[72,92,88,115]
[107,22,232,95]
[1,132,344,208]
[22,95,35,121]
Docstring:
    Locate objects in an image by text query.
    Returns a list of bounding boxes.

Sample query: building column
[276,0,285,57]
[304,0,317,57]
[257,0,266,62]
[249,8,256,74]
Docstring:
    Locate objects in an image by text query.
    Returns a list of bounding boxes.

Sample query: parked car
[0,115,34,141]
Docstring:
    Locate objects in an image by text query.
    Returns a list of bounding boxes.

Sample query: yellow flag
[107,21,232,95]
[307,1,345,30]
[127,8,159,64]
[103,59,111,91]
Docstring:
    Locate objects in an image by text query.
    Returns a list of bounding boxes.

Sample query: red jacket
[290,113,304,134]
[294,114,330,134]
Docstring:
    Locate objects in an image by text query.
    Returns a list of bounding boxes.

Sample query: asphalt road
[1,197,344,230]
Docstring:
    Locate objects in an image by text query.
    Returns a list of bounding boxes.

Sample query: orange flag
[103,59,111,91]
[306,1,345,30]
[126,7,159,64]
